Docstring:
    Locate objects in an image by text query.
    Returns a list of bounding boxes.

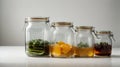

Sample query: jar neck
[78,29,92,34]
[28,22,48,26]
[98,34,110,38]
[55,26,71,30]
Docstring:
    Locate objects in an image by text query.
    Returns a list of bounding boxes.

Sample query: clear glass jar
[94,31,114,56]
[25,17,50,57]
[75,26,95,57]
[50,22,75,58]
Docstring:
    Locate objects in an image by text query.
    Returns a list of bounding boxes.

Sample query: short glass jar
[94,31,114,56]
[25,17,50,57]
[75,26,95,57]
[50,22,75,58]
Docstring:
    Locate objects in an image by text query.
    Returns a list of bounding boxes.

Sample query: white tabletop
[0,46,120,67]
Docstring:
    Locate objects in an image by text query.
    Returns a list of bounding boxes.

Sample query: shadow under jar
[75,26,95,57]
[94,31,114,56]
[50,22,75,58]
[25,17,50,57]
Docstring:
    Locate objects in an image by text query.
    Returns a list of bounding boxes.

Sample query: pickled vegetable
[94,42,112,56]
[26,39,50,56]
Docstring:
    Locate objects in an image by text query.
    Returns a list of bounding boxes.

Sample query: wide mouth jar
[75,26,95,57]
[50,22,74,58]
[94,31,114,56]
[25,17,50,57]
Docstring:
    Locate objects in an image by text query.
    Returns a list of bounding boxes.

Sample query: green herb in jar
[27,39,50,56]
[77,42,89,48]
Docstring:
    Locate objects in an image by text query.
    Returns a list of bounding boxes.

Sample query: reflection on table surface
[0,57,114,67]
[26,58,112,67]
[0,46,120,67]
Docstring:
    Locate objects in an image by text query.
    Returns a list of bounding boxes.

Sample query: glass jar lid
[25,17,49,22]
[52,22,73,27]
[76,26,94,30]
[96,31,112,34]
[96,31,115,41]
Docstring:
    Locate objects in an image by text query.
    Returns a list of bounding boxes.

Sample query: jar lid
[76,26,94,30]
[25,17,49,22]
[53,22,73,27]
[96,31,112,34]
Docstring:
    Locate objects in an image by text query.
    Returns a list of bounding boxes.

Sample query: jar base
[26,51,49,57]
[95,53,111,56]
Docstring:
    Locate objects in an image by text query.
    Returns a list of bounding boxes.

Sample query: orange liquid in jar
[74,47,94,57]
[49,41,74,58]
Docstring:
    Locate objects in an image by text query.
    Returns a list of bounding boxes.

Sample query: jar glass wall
[94,31,113,56]
[25,17,50,57]
[75,26,95,57]
[50,22,75,58]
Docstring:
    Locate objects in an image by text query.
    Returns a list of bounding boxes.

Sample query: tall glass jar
[94,31,114,56]
[75,26,95,57]
[25,17,50,57]
[50,22,75,58]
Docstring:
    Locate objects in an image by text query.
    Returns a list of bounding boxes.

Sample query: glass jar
[94,31,114,56]
[25,17,50,57]
[50,22,75,58]
[75,26,95,57]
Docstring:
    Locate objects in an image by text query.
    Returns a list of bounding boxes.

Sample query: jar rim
[52,22,73,27]
[96,31,112,34]
[76,26,94,30]
[25,17,49,22]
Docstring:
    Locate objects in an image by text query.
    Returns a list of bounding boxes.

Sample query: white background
[0,0,120,47]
